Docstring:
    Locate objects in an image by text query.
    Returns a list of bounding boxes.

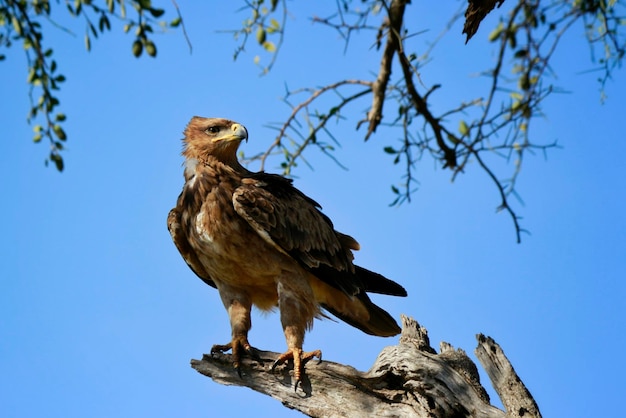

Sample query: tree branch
[364,0,408,140]
[191,315,541,418]
[475,334,542,418]
[255,80,372,173]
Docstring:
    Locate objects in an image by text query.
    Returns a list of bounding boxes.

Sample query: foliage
[0,0,183,171]
[3,1,625,241]
[228,0,626,242]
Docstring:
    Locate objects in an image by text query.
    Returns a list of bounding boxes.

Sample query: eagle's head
[182,117,248,165]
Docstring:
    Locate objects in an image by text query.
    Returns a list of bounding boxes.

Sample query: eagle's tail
[321,292,401,337]
[311,267,406,337]
[356,265,407,297]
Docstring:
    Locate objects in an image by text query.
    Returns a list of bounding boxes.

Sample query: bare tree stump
[191,315,541,418]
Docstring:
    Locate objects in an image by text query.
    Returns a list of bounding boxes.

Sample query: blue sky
[2,2,625,417]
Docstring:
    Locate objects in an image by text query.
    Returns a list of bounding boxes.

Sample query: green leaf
[170,17,181,27]
[383,146,396,154]
[50,153,64,172]
[55,113,67,122]
[12,16,23,36]
[99,14,111,32]
[459,120,469,136]
[149,8,165,18]
[137,0,152,9]
[47,96,60,112]
[27,68,37,83]
[132,40,143,57]
[263,41,276,52]
[488,23,503,42]
[85,34,91,51]
[519,74,530,91]
[507,31,517,49]
[53,125,67,141]
[256,27,266,45]
[145,40,157,57]
[514,49,528,58]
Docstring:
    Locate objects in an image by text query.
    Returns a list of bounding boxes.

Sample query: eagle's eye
[205,126,220,134]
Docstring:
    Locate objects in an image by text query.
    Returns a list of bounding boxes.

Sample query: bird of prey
[168,117,407,387]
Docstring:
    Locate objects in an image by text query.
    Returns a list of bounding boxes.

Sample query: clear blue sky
[2,2,625,417]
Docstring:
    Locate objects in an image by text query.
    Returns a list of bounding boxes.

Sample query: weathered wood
[475,334,542,418]
[191,315,540,418]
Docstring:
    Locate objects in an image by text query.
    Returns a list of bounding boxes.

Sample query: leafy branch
[234,0,625,242]
[225,0,286,75]
[244,80,372,174]
[0,0,185,170]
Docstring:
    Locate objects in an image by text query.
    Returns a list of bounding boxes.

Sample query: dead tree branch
[475,334,542,418]
[191,315,541,418]
[364,0,409,140]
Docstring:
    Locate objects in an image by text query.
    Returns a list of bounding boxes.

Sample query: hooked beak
[231,123,248,143]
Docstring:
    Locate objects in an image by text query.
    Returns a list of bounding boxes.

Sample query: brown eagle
[168,117,406,386]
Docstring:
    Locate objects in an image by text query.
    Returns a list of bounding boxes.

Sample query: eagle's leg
[211,297,261,376]
[271,328,322,389]
[272,281,322,389]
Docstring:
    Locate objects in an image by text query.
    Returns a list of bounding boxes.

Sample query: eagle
[167,117,407,387]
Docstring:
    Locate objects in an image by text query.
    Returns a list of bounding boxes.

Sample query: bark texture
[191,315,541,418]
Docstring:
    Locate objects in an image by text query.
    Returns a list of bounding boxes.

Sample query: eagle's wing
[167,205,216,289]
[232,173,363,296]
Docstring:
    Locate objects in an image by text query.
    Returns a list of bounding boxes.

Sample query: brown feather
[167,206,216,289]
[168,117,407,362]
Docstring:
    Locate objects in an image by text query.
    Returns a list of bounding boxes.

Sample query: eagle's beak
[231,123,248,143]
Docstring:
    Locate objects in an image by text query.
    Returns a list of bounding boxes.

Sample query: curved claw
[246,346,263,363]
[270,357,283,372]
[210,343,233,356]
[271,348,322,390]
[210,337,261,378]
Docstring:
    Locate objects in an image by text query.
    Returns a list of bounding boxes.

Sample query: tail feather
[321,292,401,337]
[356,266,407,297]
[309,264,407,297]
[310,275,403,337]
[309,262,406,336]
